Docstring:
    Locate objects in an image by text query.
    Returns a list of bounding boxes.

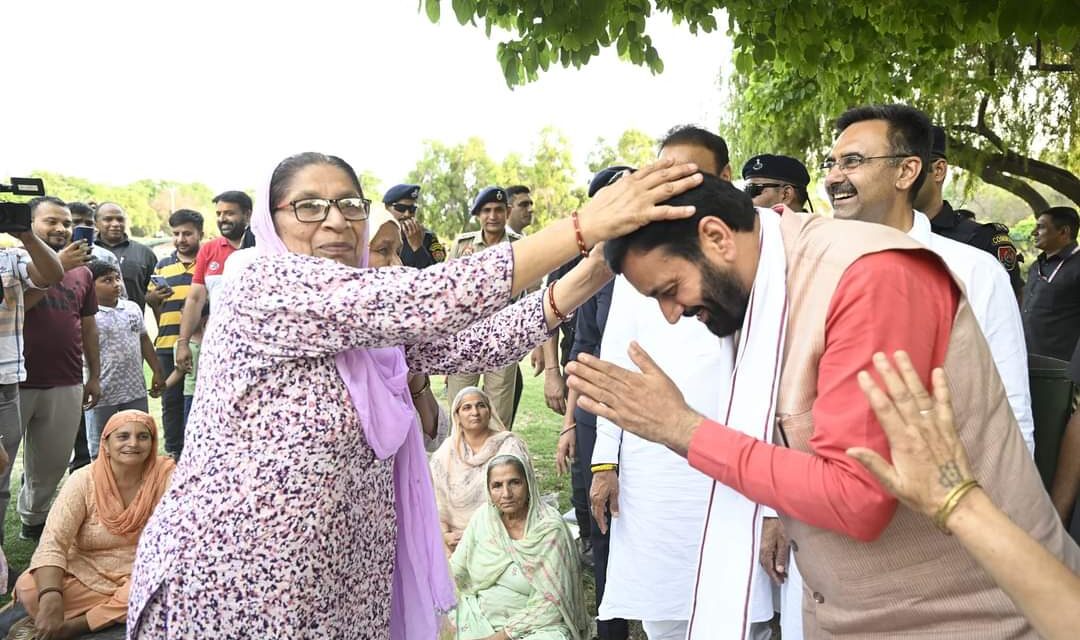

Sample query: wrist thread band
[410,377,431,399]
[548,282,571,324]
[934,479,979,534]
[560,425,576,435]
[571,210,589,257]
[591,463,618,473]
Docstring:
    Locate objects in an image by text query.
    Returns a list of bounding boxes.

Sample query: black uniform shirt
[1022,242,1080,360]
[398,228,445,269]
[931,200,1023,293]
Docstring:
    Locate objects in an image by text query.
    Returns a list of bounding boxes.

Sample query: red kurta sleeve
[687,250,959,541]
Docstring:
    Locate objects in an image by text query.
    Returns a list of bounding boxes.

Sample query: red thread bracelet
[548,282,571,323]
[571,210,589,257]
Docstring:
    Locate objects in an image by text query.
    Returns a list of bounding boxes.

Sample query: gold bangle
[591,463,618,473]
[933,479,980,534]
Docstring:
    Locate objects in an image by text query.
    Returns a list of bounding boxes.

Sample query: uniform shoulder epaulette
[453,230,480,243]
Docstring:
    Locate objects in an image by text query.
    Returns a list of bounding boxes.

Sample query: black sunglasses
[745,182,788,198]
[391,203,418,215]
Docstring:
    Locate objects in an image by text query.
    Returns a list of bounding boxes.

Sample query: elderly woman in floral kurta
[125,152,702,639]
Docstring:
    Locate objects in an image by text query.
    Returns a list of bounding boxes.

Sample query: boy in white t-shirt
[84,261,164,457]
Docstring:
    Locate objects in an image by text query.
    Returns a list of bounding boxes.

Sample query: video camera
[0,177,45,233]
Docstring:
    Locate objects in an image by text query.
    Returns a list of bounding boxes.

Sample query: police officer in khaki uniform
[383,183,445,269]
[915,125,1025,298]
[446,186,525,428]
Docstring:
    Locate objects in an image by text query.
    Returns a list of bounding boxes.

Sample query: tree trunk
[947,135,1080,214]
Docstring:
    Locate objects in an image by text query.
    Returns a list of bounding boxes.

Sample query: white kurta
[910,212,1035,453]
[592,276,745,623]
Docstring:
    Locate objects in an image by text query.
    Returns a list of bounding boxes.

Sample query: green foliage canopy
[30,171,219,237]
[430,0,1080,212]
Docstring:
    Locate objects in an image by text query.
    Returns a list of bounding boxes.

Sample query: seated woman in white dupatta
[451,454,589,640]
[431,387,530,552]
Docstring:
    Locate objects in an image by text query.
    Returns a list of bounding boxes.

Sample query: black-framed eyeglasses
[821,154,912,173]
[277,197,371,223]
[745,182,788,198]
[391,203,418,215]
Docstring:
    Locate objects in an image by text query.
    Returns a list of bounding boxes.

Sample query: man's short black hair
[89,259,120,280]
[604,173,756,274]
[68,202,94,219]
[169,209,204,232]
[212,190,253,213]
[659,125,730,172]
[506,185,531,201]
[1041,206,1080,241]
[28,195,67,217]
[835,104,932,202]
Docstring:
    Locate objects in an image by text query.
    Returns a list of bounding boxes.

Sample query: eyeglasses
[820,154,912,173]
[277,197,371,223]
[745,183,788,198]
[391,203,418,215]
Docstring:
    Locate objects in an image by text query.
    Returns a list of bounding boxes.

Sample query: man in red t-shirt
[175,190,252,372]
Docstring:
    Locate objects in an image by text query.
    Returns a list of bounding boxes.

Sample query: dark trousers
[510,367,524,428]
[570,448,591,541]
[574,410,629,640]
[69,414,91,472]
[157,350,187,459]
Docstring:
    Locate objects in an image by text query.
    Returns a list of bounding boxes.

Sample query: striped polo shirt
[150,252,197,351]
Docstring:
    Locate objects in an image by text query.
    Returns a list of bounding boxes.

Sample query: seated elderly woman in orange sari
[431,386,530,552]
[14,410,174,639]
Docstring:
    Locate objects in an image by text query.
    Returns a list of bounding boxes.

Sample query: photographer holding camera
[0,195,65,543]
[0,196,96,542]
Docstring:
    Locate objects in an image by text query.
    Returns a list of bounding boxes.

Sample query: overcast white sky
[2,1,731,194]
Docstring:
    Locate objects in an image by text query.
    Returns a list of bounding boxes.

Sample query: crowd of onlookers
[0,107,1076,639]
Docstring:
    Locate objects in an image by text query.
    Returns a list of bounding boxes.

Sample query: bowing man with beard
[175,191,252,374]
[566,171,1079,638]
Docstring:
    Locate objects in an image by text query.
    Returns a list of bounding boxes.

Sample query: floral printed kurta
[128,244,550,638]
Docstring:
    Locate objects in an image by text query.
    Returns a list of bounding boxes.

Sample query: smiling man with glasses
[824,104,1034,455]
[381,183,445,269]
[742,154,813,212]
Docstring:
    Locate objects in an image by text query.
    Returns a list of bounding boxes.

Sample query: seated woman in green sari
[450,454,589,640]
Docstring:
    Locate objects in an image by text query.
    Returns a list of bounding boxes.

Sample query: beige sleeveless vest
[774,212,1080,638]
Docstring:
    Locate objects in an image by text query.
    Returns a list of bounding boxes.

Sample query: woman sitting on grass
[451,454,588,640]
[13,410,174,639]
[431,387,530,553]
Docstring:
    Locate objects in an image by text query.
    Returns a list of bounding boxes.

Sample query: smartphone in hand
[71,226,95,245]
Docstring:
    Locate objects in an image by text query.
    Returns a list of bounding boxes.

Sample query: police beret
[588,165,634,198]
[470,186,508,216]
[930,126,947,159]
[382,184,421,204]
[741,154,810,188]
